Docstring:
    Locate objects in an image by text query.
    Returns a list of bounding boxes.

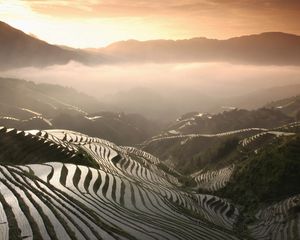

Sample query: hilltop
[0,21,105,69]
[2,21,300,69]
[95,32,300,66]
[0,78,161,145]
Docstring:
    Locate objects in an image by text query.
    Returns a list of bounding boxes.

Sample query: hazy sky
[1,0,300,48]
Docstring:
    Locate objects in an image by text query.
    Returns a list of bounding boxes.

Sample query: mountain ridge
[95,31,300,65]
[102,31,300,47]
[1,21,300,68]
[0,21,106,69]
[0,77,161,145]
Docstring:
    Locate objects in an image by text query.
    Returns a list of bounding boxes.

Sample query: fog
[2,62,300,120]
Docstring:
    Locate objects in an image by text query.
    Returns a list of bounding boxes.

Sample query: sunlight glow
[0,0,178,48]
[1,0,299,48]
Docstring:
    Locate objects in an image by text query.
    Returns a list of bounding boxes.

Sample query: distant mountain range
[96,32,300,65]
[1,21,300,69]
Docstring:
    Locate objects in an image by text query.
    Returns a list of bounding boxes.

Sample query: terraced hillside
[0,126,299,239]
[0,127,243,240]
[145,121,300,239]
[219,133,300,239]
[158,108,292,137]
[142,109,300,174]
[249,194,300,240]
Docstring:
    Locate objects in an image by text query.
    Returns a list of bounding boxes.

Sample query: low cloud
[2,61,300,120]
[2,61,300,99]
[24,0,300,18]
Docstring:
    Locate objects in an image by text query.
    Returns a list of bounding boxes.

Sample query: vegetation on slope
[143,106,300,178]
[144,135,244,175]
[219,134,300,208]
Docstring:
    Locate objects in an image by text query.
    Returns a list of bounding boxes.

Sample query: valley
[0,77,299,239]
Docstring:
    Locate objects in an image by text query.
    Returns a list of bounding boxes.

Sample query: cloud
[2,61,300,99]
[23,0,300,18]
[1,61,300,120]
[19,0,300,44]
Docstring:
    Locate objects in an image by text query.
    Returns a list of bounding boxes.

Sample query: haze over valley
[1,21,300,120]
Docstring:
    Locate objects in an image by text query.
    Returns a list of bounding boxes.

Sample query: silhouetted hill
[2,21,300,68]
[0,78,161,144]
[0,77,102,116]
[0,21,104,69]
[96,32,300,65]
